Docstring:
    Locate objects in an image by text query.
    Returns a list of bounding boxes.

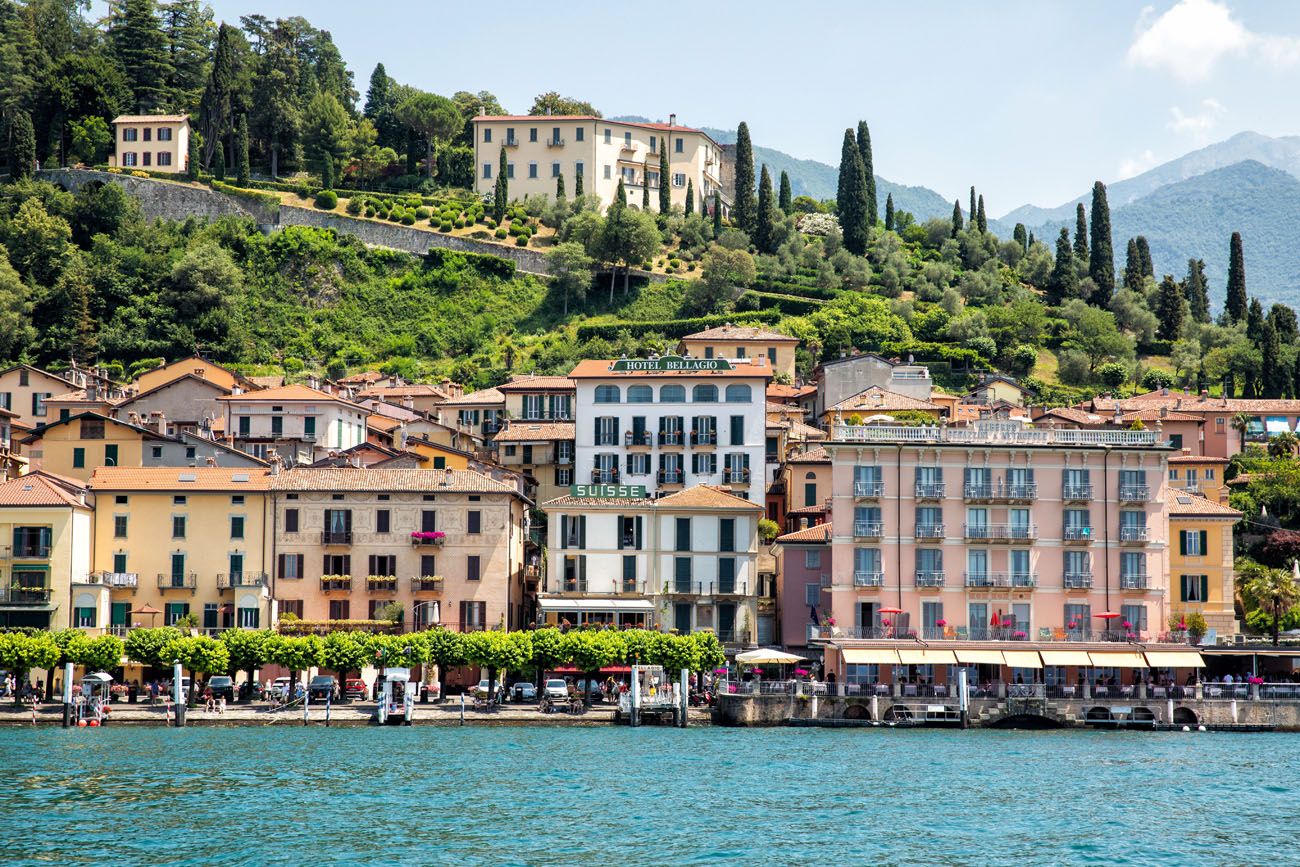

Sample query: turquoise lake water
[0,726,1294,865]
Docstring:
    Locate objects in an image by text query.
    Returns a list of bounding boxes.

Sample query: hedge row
[753,277,841,300]
[575,310,781,342]
[738,290,826,315]
[424,247,517,281]
[209,180,280,212]
[880,340,987,367]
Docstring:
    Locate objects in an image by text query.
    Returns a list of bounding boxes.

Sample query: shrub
[415,206,431,220]
[485,218,497,229]
[364,207,375,218]
[346,197,363,216]
[295,184,311,200]
[454,218,465,229]
[439,220,453,232]
[1141,368,1175,391]
[669,258,681,269]
[388,210,403,222]
[314,189,338,210]
[495,227,508,239]
[687,263,696,272]
[515,235,529,246]
[130,170,149,178]
[401,213,415,225]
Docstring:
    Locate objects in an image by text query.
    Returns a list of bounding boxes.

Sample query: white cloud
[1166,98,1226,140]
[1118,149,1160,180]
[1127,0,1300,81]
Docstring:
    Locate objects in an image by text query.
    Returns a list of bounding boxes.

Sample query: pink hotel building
[819,422,1177,683]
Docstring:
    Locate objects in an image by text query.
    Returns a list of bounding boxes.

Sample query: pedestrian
[149,680,159,704]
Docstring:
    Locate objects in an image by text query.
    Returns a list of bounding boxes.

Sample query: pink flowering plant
[410,531,446,543]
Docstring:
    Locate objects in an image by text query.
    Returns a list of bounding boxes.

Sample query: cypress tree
[755,164,777,253]
[1292,353,1300,402]
[1263,321,1286,398]
[778,171,792,214]
[574,167,584,197]
[712,190,722,236]
[836,129,869,255]
[1088,181,1115,306]
[214,146,225,180]
[234,114,250,186]
[320,151,334,190]
[658,146,670,213]
[884,194,895,231]
[1225,231,1248,323]
[617,178,627,207]
[1136,236,1153,278]
[556,173,565,199]
[1013,223,1027,252]
[856,120,877,226]
[1123,238,1143,292]
[493,146,508,222]
[1184,258,1210,323]
[1047,228,1076,306]
[685,179,694,216]
[1028,231,1035,247]
[1155,274,1185,342]
[1074,203,1088,263]
[969,187,976,228]
[976,194,987,233]
[10,111,34,179]
[641,158,650,210]
[1246,297,1265,347]
[950,199,964,238]
[732,121,756,232]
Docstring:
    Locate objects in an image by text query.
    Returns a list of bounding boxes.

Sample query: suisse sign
[569,484,647,498]
[608,355,733,373]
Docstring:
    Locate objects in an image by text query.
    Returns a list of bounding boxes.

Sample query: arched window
[725,384,753,403]
[692,384,718,403]
[805,471,817,479]
[627,385,653,403]
[594,385,621,404]
[660,385,685,403]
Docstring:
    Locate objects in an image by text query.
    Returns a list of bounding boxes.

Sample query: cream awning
[841,648,901,665]
[897,648,958,665]
[954,650,1006,665]
[538,598,654,611]
[1039,650,1093,667]
[1089,651,1149,668]
[1144,650,1205,668]
[1002,650,1043,669]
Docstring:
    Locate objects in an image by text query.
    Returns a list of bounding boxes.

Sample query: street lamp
[411,600,441,632]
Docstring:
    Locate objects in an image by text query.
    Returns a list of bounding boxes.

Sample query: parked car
[343,678,367,700]
[270,676,293,700]
[207,676,235,701]
[512,681,537,702]
[543,678,569,701]
[308,675,340,701]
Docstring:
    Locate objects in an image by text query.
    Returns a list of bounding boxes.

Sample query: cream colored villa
[472,114,728,212]
[110,115,190,173]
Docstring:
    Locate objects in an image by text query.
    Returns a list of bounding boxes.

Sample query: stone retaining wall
[36,168,277,224]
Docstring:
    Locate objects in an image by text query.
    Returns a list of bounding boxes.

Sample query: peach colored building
[1083,389,1300,459]
[679,325,800,381]
[110,115,189,172]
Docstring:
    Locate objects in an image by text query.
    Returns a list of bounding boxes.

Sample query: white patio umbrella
[734,649,807,665]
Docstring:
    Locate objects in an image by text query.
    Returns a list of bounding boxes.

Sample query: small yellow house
[1168,453,1230,504]
[0,472,93,630]
[403,438,471,471]
[679,325,800,381]
[131,355,250,396]
[89,467,273,634]
[110,114,190,173]
[1167,489,1240,638]
[20,412,172,482]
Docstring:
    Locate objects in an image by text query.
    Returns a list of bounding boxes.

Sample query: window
[172,516,186,538]
[483,163,492,179]
[551,161,561,178]
[460,600,487,631]
[556,467,572,485]
[627,385,652,403]
[506,162,514,179]
[72,447,85,468]
[692,384,718,403]
[143,128,152,142]
[230,516,245,539]
[468,510,481,534]
[368,554,397,575]
[81,418,105,439]
[604,165,612,179]
[32,393,50,417]
[73,606,96,628]
[805,550,822,570]
[277,553,303,580]
[183,446,195,460]
[237,416,250,437]
[122,152,137,166]
[104,444,118,466]
[329,600,350,620]
[730,415,744,446]
[376,509,390,533]
[725,384,753,403]
[158,127,172,141]
[157,152,172,166]
[690,452,716,475]
[575,127,584,142]
[123,128,138,142]
[624,131,632,147]
[504,445,517,458]
[720,517,735,552]
[1180,529,1207,557]
[553,126,561,143]
[1181,574,1209,602]
[805,482,818,508]
[595,416,619,446]
[142,151,151,166]
[523,396,544,422]
[467,555,481,581]
[594,385,620,403]
[675,137,684,153]
[660,385,685,403]
[627,453,651,475]
[279,599,304,619]
[113,515,128,538]
[421,510,437,533]
[675,517,691,551]
[164,602,189,625]
[650,135,657,152]
[231,495,244,506]
[483,128,492,143]
[284,508,299,533]
[505,126,516,144]
[575,161,584,178]
[673,173,686,187]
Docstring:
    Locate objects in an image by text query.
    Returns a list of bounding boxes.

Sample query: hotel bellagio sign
[608,355,733,373]
[569,484,648,498]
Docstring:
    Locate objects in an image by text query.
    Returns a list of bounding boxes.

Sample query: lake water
[0,726,1293,865]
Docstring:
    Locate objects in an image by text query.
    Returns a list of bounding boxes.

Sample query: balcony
[546,137,565,147]
[366,575,398,593]
[853,521,883,539]
[657,470,683,485]
[965,572,1038,589]
[321,530,353,545]
[992,523,1038,542]
[659,431,684,447]
[1121,574,1150,590]
[994,483,1038,502]
[1063,526,1094,544]
[1120,526,1149,544]
[556,453,574,466]
[503,137,520,148]
[915,571,945,588]
[723,469,751,484]
[853,571,884,588]
[592,469,620,484]
[963,523,994,542]
[963,483,993,502]
[690,430,717,446]
[217,572,267,589]
[914,523,945,540]
[0,584,52,604]
[667,580,749,596]
[411,531,445,546]
[12,544,51,559]
[101,572,139,591]
[620,140,637,152]
[1063,485,1093,502]
[834,425,1159,448]
[482,420,501,435]
[619,579,645,595]
[1064,572,1093,590]
[854,480,884,499]
[625,431,652,447]
[1119,485,1150,503]
[412,575,444,593]
[156,572,197,590]
[320,575,352,592]
[915,483,945,500]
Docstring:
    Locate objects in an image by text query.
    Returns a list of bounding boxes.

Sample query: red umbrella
[879,607,903,615]
[1094,612,1121,619]
[991,610,1002,627]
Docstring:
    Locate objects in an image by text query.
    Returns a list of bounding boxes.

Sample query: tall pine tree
[1088,181,1114,306]
[10,111,34,179]
[1224,231,1248,323]
[884,193,895,231]
[493,145,508,222]
[1136,235,1153,278]
[556,173,565,200]
[1155,274,1185,342]
[836,129,869,255]
[234,113,250,185]
[1246,297,1264,347]
[976,194,987,233]
[1073,204,1088,263]
[1183,258,1210,323]
[856,120,877,226]
[755,164,776,254]
[574,166,583,197]
[684,179,694,215]
[950,199,964,238]
[712,190,722,236]
[160,0,211,111]
[109,0,172,113]
[198,21,243,168]
[1123,238,1143,292]
[1012,223,1027,252]
[1047,228,1076,306]
[969,187,976,229]
[732,121,755,233]
[658,146,670,213]
[641,158,650,209]
[778,171,792,214]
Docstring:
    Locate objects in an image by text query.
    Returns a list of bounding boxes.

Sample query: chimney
[1161,387,1169,396]
[86,382,98,402]
[206,456,217,467]
[403,395,415,410]
[1160,406,1168,417]
[149,411,167,435]
[669,113,676,127]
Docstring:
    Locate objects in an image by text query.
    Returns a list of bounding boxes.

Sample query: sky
[161,0,1300,214]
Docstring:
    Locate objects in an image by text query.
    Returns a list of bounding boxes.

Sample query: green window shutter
[1201,575,1209,602]
[1199,530,1208,554]
[73,448,85,468]
[617,517,624,550]
[105,444,118,466]
[1178,531,1187,555]
[559,515,568,550]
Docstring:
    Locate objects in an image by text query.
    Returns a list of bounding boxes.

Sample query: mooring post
[679,669,689,728]
[173,662,185,728]
[61,662,74,728]
[958,670,969,730]
[459,692,465,726]
[630,669,641,728]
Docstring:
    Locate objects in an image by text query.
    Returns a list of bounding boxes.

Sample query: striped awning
[1144,650,1205,668]
[841,648,901,665]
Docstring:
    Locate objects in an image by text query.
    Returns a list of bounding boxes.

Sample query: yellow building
[130,354,251,396]
[0,364,81,429]
[403,438,472,471]
[0,472,93,630]
[21,412,171,482]
[1166,489,1240,638]
[822,385,944,427]
[679,326,800,381]
[109,114,190,173]
[1168,453,1230,504]
[88,467,274,634]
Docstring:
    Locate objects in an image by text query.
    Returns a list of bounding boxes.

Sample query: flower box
[410,531,446,545]
[366,575,398,592]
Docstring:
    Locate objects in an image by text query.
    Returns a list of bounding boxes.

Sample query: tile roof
[568,358,772,379]
[682,325,798,343]
[496,375,575,393]
[367,414,403,432]
[0,472,90,508]
[337,371,387,384]
[472,115,709,136]
[776,521,833,544]
[828,385,943,413]
[1119,409,1205,423]
[786,503,829,516]
[491,421,576,442]
[439,387,505,407]
[268,467,520,495]
[46,389,124,405]
[113,114,188,123]
[357,383,451,399]
[217,383,365,409]
[787,446,830,464]
[248,375,285,388]
[1165,488,1242,518]
[767,383,816,401]
[1035,407,1104,425]
[117,372,233,404]
[1168,454,1230,464]
[19,411,171,443]
[1090,391,1300,414]
[89,467,272,491]
[785,419,827,441]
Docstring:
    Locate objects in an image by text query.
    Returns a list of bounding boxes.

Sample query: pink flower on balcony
[882,618,891,627]
[794,668,809,677]
[936,619,947,627]
[410,531,446,543]
[1121,620,1132,630]
[1067,621,1078,630]
[1013,631,1027,639]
